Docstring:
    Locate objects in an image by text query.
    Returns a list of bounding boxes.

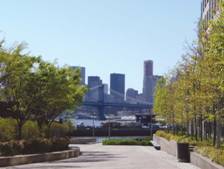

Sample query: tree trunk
[215,113,221,148]
[213,116,217,147]
[200,114,203,141]
[194,116,198,141]
[16,121,24,140]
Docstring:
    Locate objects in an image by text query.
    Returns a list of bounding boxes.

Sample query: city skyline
[79,61,153,94]
[0,0,201,91]
[79,59,160,105]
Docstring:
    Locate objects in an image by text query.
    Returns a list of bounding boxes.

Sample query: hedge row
[102,137,152,146]
[0,118,74,142]
[0,138,70,156]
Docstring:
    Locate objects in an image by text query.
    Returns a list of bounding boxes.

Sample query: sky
[0,0,201,92]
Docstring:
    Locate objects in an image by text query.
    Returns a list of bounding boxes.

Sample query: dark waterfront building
[110,73,125,102]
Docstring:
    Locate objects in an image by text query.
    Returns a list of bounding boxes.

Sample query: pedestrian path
[3,144,200,169]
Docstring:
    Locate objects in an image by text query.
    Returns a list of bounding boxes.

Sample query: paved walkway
[3,144,200,169]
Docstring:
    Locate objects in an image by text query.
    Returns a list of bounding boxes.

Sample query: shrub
[51,137,70,151]
[0,118,17,141]
[22,121,40,140]
[0,138,70,156]
[197,146,224,166]
[155,130,172,140]
[64,120,75,135]
[0,141,23,156]
[103,138,152,146]
[23,138,52,154]
[49,122,71,138]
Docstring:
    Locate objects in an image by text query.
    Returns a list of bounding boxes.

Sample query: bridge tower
[98,85,106,120]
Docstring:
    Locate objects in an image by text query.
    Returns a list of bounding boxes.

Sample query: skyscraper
[71,66,86,85]
[143,60,154,103]
[144,60,153,77]
[110,73,125,102]
[201,0,220,26]
[87,76,102,101]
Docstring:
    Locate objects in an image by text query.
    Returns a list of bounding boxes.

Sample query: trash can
[177,143,190,162]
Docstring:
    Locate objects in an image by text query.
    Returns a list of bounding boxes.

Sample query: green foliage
[0,42,86,139]
[22,120,40,140]
[102,137,152,146]
[49,122,71,138]
[0,140,24,156]
[156,130,212,145]
[0,138,70,156]
[197,146,224,166]
[153,1,224,148]
[0,118,17,141]
[51,137,70,151]
[23,138,52,154]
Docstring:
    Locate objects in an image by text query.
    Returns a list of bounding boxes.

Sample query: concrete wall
[70,137,96,144]
[153,135,177,157]
[191,152,224,169]
[0,148,80,167]
[153,135,224,169]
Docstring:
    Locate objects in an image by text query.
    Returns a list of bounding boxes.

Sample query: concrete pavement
[2,144,200,169]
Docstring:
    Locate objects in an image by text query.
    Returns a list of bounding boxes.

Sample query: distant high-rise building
[201,0,220,27]
[88,76,102,88]
[144,60,153,76]
[71,66,86,85]
[87,76,102,101]
[110,73,125,101]
[143,60,154,103]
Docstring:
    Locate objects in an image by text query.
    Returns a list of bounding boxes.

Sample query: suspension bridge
[79,85,153,120]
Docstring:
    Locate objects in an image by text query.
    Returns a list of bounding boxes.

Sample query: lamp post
[108,116,111,139]
[92,112,95,137]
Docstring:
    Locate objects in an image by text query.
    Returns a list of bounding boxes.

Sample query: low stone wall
[70,137,96,144]
[191,152,224,169]
[153,135,177,157]
[0,148,80,167]
[153,134,224,169]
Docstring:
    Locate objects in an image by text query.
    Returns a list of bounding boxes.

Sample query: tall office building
[201,0,220,26]
[144,60,153,76]
[87,76,102,101]
[110,73,125,102]
[143,60,154,103]
[71,66,86,85]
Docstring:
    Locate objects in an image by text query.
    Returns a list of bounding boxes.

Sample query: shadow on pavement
[58,151,125,163]
[6,151,125,169]
[26,151,125,169]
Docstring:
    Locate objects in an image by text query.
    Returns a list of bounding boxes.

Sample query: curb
[0,147,80,167]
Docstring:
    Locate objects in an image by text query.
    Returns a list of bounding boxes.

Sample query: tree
[0,43,87,139]
[0,45,41,139]
[31,61,87,131]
